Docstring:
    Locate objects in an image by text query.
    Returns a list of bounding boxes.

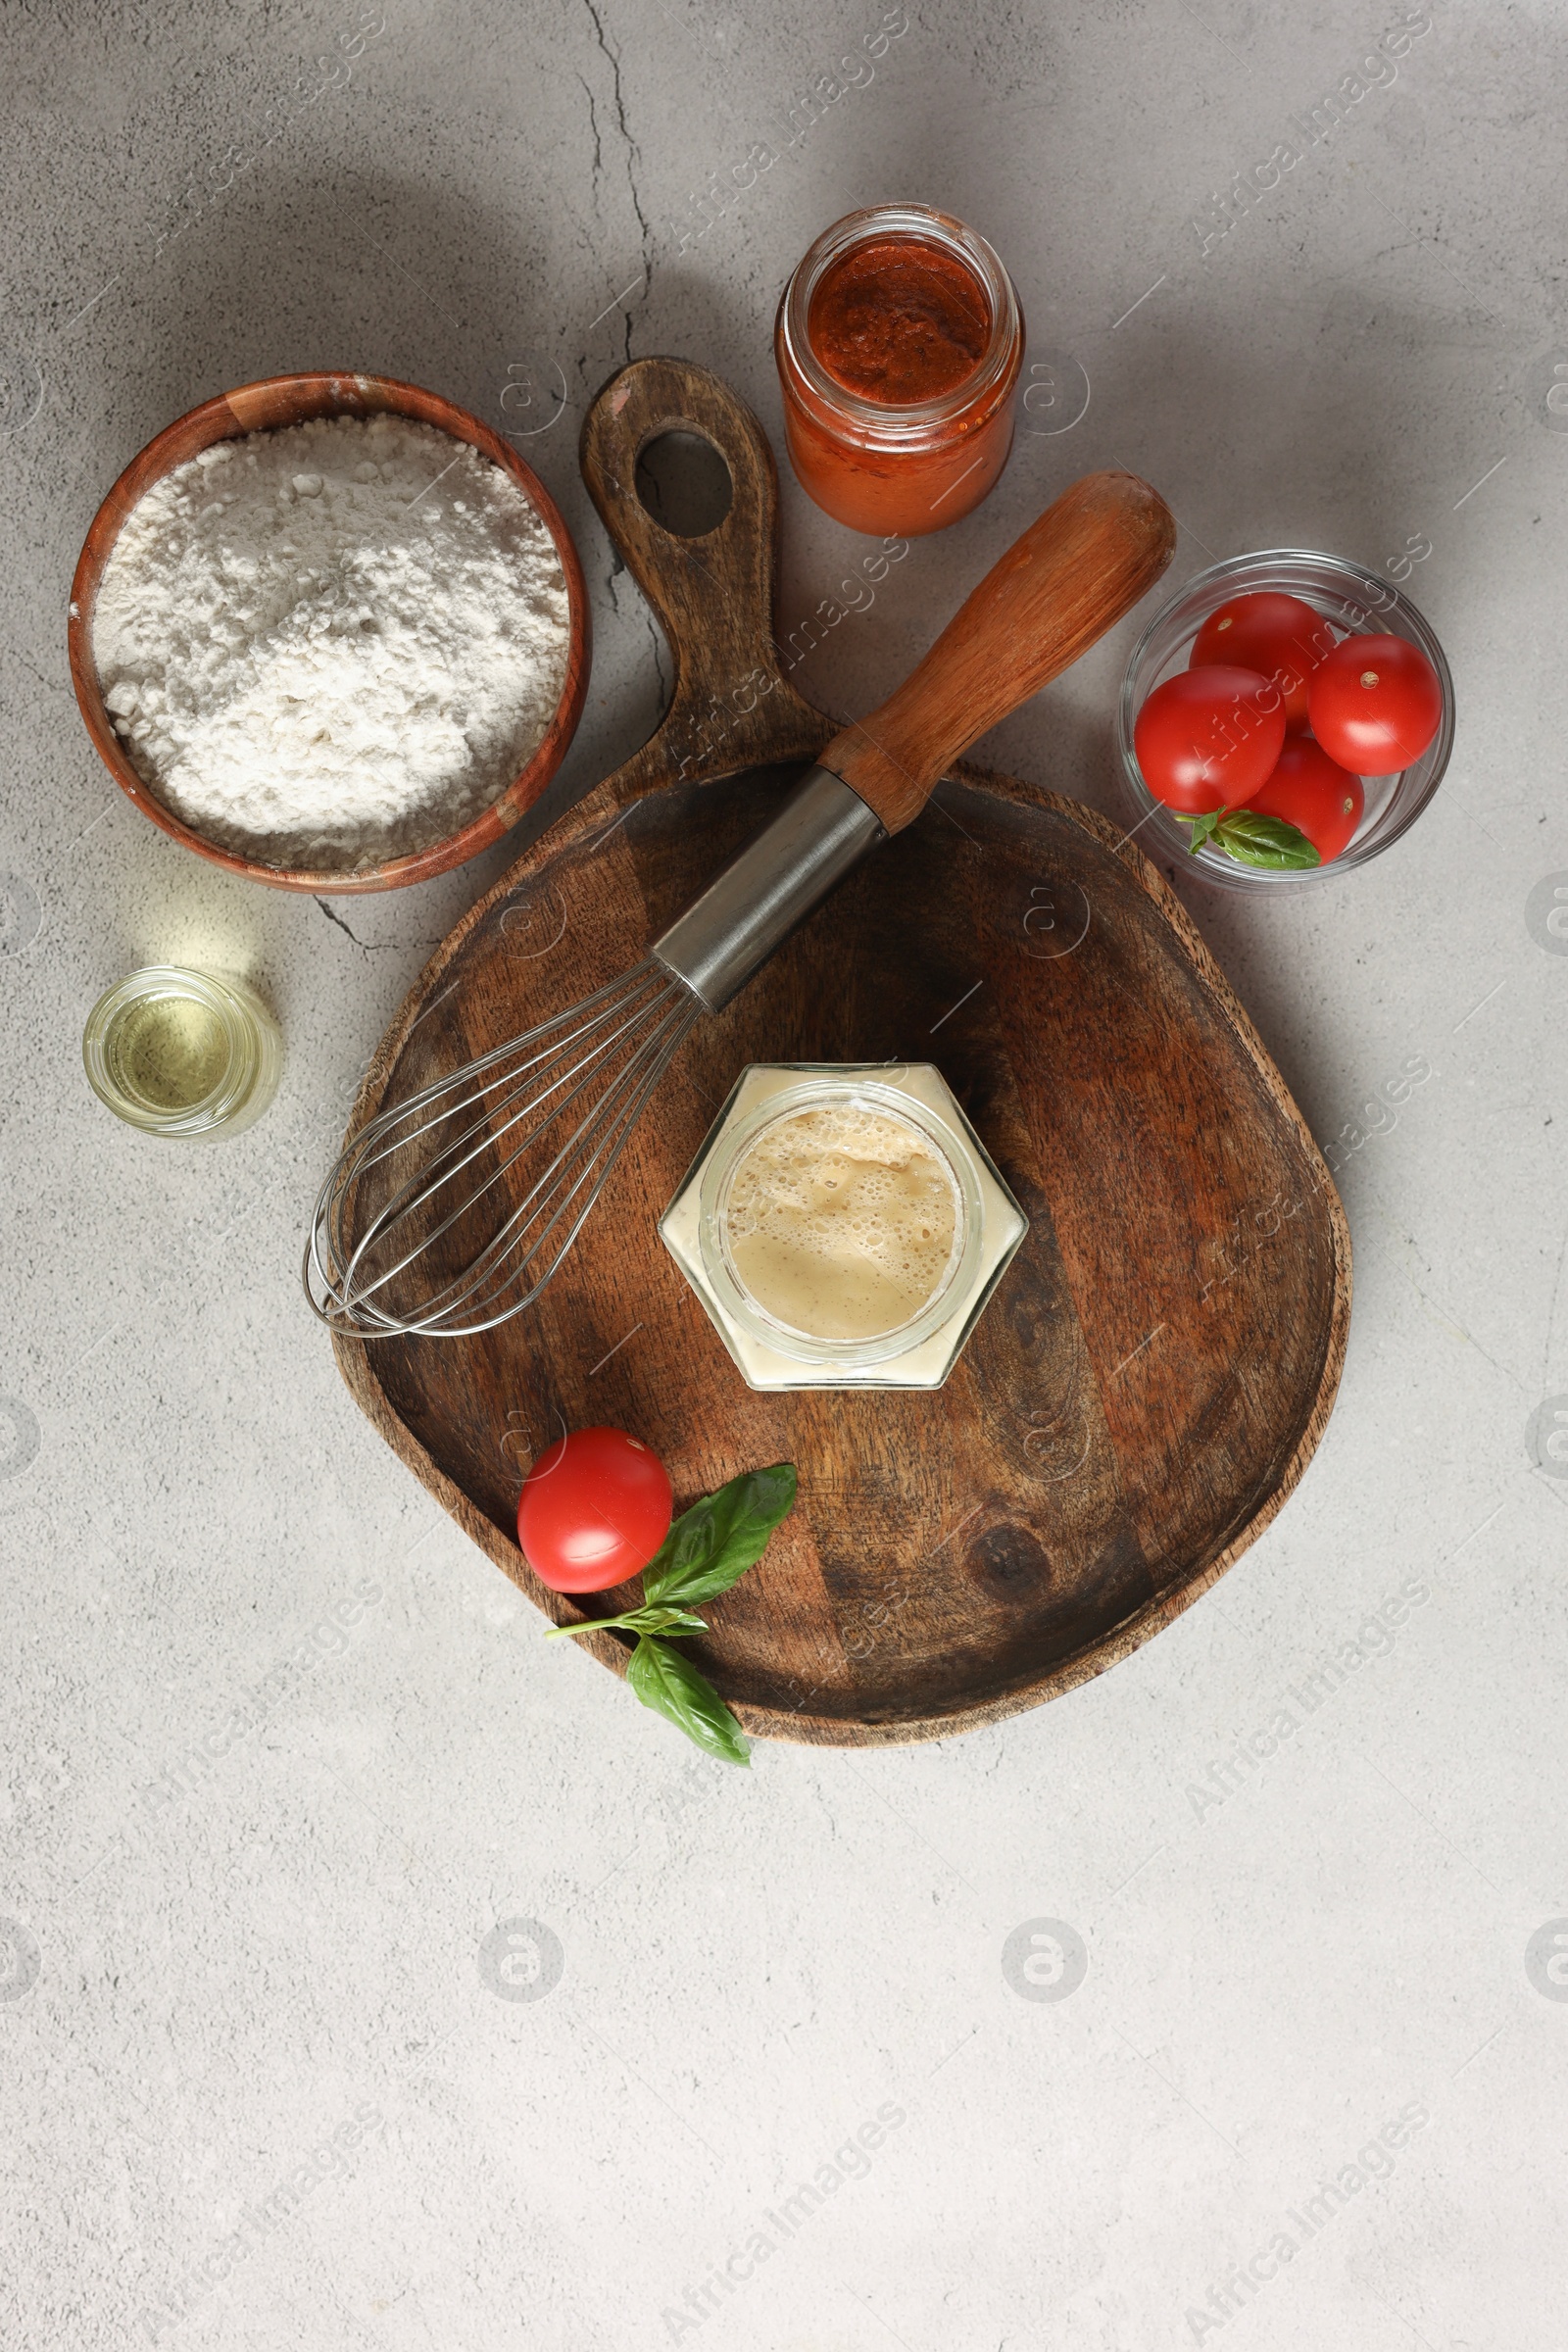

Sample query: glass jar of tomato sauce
[774,203,1024,537]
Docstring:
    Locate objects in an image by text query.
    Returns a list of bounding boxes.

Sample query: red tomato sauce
[776,207,1023,536]
[807,237,991,406]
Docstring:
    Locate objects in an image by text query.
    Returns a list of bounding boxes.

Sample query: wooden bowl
[67,371,591,895]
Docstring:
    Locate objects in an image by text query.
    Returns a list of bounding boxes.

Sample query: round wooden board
[330,359,1350,1746]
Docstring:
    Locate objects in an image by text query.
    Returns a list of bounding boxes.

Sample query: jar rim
[697,1074,982,1365]
[82,965,268,1135]
[778,203,1021,439]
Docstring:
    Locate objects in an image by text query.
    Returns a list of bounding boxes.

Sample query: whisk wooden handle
[822,469,1176,835]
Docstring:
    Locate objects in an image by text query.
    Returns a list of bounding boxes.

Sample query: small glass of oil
[82,966,282,1138]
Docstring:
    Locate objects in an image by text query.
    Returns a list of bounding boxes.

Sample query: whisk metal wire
[305,957,702,1340]
[304,763,888,1344]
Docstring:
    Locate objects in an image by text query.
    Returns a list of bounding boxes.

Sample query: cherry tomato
[516,1426,673,1592]
[1243,737,1364,863]
[1307,633,1442,772]
[1190,591,1328,733]
[1132,666,1287,813]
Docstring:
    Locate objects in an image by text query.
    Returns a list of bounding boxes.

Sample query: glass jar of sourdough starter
[82,966,282,1138]
[774,203,1024,536]
[660,1064,1028,1391]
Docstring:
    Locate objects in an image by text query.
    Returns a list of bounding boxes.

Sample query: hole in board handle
[634,430,734,539]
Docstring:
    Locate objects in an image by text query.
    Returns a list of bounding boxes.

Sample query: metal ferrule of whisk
[303,766,886,1341]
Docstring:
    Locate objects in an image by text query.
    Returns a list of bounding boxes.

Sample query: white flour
[91,413,571,869]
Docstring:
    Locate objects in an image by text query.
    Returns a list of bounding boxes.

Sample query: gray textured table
[3,4,1564,2346]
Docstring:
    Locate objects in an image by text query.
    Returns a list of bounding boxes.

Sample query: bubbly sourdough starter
[723,1103,959,1341]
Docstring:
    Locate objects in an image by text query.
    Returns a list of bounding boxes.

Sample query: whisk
[305,468,1174,1340]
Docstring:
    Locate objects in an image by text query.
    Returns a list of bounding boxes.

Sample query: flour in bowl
[90,413,572,869]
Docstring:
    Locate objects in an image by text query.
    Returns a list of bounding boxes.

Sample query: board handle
[821,469,1176,834]
[579,357,829,796]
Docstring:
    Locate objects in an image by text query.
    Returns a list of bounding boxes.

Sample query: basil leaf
[626,1636,751,1766]
[1182,809,1221,855]
[641,1464,797,1609]
[1214,812,1321,870]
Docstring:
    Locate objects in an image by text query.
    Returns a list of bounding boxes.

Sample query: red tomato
[1190,591,1329,733]
[516,1426,673,1592]
[1307,633,1442,772]
[1243,738,1364,863]
[1133,666,1287,813]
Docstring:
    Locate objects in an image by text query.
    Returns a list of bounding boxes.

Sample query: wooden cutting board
[331,358,1350,1746]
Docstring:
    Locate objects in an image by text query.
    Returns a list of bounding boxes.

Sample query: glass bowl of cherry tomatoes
[1115,549,1454,890]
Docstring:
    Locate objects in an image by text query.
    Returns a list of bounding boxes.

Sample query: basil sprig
[1181,808,1320,869]
[544,1463,797,1766]
[642,1464,798,1606]
[626,1637,751,1768]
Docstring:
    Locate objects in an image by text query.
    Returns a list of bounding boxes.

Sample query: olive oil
[107,992,229,1111]
[83,967,281,1137]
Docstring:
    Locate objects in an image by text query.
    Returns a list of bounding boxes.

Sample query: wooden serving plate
[332,359,1350,1746]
